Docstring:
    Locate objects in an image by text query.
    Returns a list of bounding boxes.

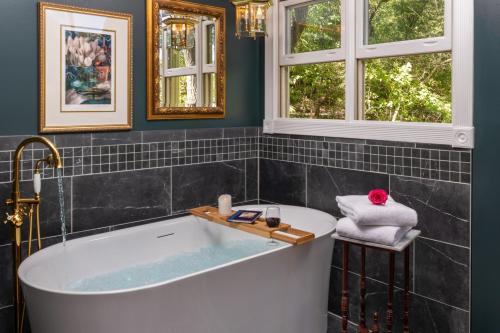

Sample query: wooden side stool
[332,230,420,333]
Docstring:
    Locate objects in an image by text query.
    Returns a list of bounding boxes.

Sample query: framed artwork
[39,2,133,133]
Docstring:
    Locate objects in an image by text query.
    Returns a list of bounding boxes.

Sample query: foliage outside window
[281,0,452,124]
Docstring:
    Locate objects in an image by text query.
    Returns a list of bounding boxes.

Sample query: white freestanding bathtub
[19,205,336,333]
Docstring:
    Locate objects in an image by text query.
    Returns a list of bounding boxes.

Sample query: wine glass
[265,206,281,228]
[266,206,281,246]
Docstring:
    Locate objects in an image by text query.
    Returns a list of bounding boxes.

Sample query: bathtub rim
[19,205,336,296]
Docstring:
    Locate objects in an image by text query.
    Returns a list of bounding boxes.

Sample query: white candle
[218,194,232,216]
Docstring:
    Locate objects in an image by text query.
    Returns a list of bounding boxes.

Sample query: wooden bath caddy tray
[188,206,315,245]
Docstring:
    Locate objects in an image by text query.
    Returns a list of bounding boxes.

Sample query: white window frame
[202,21,217,74]
[163,20,217,107]
[264,0,474,148]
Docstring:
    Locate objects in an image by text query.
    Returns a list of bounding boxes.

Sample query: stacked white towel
[335,195,418,246]
[336,195,418,227]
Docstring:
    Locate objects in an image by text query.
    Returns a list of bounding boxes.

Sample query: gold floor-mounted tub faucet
[3,136,62,333]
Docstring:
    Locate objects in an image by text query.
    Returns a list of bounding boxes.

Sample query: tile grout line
[331,265,470,313]
[70,176,74,233]
[417,235,470,249]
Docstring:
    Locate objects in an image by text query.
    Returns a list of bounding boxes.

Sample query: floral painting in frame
[39,2,132,133]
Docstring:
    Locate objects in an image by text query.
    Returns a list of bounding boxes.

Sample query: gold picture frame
[146,0,226,120]
[39,2,133,133]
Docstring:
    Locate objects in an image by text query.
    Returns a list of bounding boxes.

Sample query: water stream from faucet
[56,169,67,245]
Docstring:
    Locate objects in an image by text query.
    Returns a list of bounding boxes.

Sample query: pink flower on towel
[368,189,388,205]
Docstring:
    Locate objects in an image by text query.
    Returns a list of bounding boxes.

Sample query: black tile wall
[245,159,258,201]
[414,238,470,310]
[260,134,471,184]
[390,175,471,247]
[0,306,14,333]
[306,165,389,217]
[261,133,472,333]
[328,267,469,333]
[0,245,13,308]
[72,168,172,232]
[0,128,472,332]
[260,159,306,206]
[171,161,246,213]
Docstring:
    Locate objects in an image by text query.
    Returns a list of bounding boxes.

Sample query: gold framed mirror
[147,0,226,120]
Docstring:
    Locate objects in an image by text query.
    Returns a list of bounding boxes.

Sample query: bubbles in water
[66,239,283,292]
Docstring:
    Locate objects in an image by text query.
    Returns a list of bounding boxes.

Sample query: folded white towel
[336,217,411,246]
[336,195,418,227]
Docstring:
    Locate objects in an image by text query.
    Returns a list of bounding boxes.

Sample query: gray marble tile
[244,127,259,137]
[91,131,142,146]
[223,127,246,138]
[307,165,389,217]
[72,168,171,232]
[0,136,31,151]
[0,177,71,246]
[246,159,258,201]
[0,306,14,333]
[53,133,91,148]
[171,161,246,213]
[409,294,469,333]
[259,159,306,206]
[327,313,357,333]
[185,128,223,140]
[390,176,470,247]
[67,227,109,240]
[329,267,469,332]
[0,245,12,307]
[414,238,470,310]
[142,130,186,143]
[332,240,413,290]
[0,136,55,152]
[329,266,402,331]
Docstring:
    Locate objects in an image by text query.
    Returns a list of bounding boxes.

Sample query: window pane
[363,52,451,123]
[167,48,195,69]
[206,24,216,65]
[203,73,217,107]
[286,0,341,54]
[284,62,345,119]
[162,75,197,107]
[367,0,445,45]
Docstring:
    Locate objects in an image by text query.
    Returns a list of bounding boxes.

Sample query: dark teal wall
[0,0,263,135]
[473,1,500,332]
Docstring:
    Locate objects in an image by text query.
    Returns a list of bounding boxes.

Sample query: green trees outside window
[286,0,451,123]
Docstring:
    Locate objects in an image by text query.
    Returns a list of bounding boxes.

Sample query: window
[265,0,474,147]
[159,15,217,108]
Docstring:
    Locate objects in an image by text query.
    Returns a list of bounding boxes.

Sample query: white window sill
[263,118,474,148]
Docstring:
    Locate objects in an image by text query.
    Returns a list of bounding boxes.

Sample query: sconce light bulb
[256,6,263,18]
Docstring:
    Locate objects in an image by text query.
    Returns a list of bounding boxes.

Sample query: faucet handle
[4,210,25,227]
[4,212,15,225]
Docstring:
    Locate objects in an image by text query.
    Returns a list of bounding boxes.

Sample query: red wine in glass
[265,206,281,228]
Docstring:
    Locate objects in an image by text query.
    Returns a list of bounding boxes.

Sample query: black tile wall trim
[260,134,472,184]
[0,128,259,184]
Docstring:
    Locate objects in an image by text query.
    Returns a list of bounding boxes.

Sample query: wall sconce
[232,0,271,39]
[164,17,196,49]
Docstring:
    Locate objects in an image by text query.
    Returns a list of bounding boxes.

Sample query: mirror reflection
[159,10,218,108]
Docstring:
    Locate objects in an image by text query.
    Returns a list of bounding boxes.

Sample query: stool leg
[386,252,395,333]
[403,247,410,333]
[359,246,367,332]
[342,242,350,333]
